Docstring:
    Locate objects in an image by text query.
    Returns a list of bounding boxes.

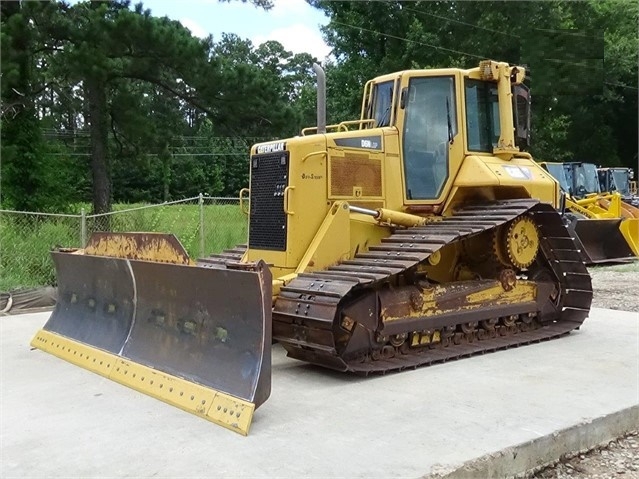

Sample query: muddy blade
[571,218,636,264]
[32,251,272,436]
[43,252,136,353]
[123,260,272,409]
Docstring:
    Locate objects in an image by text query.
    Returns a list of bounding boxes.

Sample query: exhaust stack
[312,63,326,134]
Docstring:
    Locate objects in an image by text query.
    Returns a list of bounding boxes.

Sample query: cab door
[395,71,464,207]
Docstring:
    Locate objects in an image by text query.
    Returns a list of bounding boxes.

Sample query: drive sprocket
[503,216,539,269]
[494,215,540,269]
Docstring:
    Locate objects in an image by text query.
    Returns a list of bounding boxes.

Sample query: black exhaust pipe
[312,63,326,134]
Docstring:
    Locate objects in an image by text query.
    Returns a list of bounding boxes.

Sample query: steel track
[199,199,593,374]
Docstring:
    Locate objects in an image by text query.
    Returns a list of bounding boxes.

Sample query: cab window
[612,169,630,195]
[465,79,500,152]
[372,80,394,127]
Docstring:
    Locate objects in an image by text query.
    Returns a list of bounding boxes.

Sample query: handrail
[301,119,377,136]
[301,151,328,163]
[283,186,295,215]
[239,188,250,215]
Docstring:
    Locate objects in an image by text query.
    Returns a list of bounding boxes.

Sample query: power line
[400,5,518,38]
[332,19,637,92]
[545,58,638,91]
[534,27,603,40]
[400,3,605,41]
[331,20,486,60]
[603,80,638,91]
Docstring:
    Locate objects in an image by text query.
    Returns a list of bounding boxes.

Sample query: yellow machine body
[248,62,558,288]
[33,61,592,435]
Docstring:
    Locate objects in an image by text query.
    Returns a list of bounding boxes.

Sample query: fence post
[199,193,204,258]
[81,208,87,247]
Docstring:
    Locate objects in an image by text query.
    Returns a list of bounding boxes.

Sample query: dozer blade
[31,233,272,436]
[570,218,637,264]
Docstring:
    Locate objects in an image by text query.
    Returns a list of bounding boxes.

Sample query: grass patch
[0,203,247,291]
[0,216,79,290]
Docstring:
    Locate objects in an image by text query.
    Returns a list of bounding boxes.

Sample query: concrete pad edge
[424,405,639,479]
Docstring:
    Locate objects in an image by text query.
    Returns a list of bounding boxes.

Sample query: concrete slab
[1,309,638,479]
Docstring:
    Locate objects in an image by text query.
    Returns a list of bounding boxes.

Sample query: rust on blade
[33,241,273,432]
[84,232,192,264]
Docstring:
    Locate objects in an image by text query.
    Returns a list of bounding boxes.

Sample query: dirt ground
[531,263,639,479]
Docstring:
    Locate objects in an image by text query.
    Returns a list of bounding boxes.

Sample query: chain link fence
[0,195,246,291]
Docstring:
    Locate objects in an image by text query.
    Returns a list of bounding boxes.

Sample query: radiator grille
[330,154,382,197]
[249,152,289,251]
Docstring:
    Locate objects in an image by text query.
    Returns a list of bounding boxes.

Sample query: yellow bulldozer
[32,60,593,435]
[541,161,639,264]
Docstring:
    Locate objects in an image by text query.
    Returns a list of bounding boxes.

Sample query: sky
[138,0,331,60]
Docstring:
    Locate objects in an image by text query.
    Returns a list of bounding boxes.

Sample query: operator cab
[563,163,600,198]
[599,168,632,196]
[361,61,531,204]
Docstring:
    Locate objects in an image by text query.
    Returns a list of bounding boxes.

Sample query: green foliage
[2,0,636,213]
[1,1,321,209]
[314,0,638,167]
[530,113,572,162]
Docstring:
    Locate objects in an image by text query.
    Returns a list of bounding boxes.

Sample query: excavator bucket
[568,218,637,264]
[31,233,272,436]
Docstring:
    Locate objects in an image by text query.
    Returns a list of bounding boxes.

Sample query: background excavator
[541,161,639,264]
[32,60,592,435]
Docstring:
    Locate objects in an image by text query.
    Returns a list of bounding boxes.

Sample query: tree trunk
[86,76,111,217]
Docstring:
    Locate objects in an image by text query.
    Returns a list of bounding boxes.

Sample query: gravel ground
[532,432,639,479]
[589,264,639,313]
[531,263,639,479]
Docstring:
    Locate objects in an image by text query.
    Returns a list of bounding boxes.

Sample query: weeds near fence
[0,215,80,290]
[0,197,247,291]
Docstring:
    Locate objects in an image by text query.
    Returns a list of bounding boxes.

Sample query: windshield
[465,79,500,152]
[402,76,457,199]
[545,163,570,192]
[612,169,630,195]
[573,163,600,197]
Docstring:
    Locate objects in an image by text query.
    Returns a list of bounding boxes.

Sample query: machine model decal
[256,141,286,154]
[334,136,382,150]
[503,165,532,180]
